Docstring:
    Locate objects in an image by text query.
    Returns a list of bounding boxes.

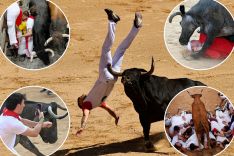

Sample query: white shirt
[171,134,179,146]
[169,115,184,135]
[7,2,19,14]
[211,120,222,132]
[27,17,34,30]
[185,133,201,149]
[84,79,115,108]
[0,116,27,154]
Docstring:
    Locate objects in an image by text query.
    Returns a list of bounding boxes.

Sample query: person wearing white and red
[76,9,142,135]
[166,102,233,153]
[19,6,37,57]
[187,33,234,59]
[6,2,23,48]
[0,93,52,154]
[18,11,29,56]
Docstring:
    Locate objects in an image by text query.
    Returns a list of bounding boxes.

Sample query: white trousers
[18,37,33,56]
[84,22,140,108]
[7,3,20,45]
[99,22,140,81]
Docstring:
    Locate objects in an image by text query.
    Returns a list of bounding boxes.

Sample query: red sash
[82,101,93,110]
[16,9,23,27]
[2,108,21,121]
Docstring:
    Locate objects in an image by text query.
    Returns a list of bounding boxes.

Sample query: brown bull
[188,89,210,149]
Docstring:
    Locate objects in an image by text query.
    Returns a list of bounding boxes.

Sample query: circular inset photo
[164,86,233,156]
[0,86,70,156]
[0,0,70,70]
[164,0,234,70]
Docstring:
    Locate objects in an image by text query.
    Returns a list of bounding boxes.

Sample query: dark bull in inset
[169,0,234,58]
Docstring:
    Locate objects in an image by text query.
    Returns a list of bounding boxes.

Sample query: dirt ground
[166,86,233,156]
[164,0,232,70]
[0,0,234,156]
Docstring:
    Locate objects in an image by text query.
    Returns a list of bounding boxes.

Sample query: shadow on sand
[52,132,170,156]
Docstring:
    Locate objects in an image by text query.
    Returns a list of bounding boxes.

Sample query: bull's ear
[180,5,185,15]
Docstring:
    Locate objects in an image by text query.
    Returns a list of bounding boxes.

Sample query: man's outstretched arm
[76,109,90,135]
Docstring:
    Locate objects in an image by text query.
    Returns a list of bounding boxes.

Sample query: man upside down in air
[76,9,142,135]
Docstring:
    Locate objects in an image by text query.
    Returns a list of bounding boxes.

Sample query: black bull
[169,0,234,58]
[107,57,206,151]
[29,0,69,65]
[0,100,68,156]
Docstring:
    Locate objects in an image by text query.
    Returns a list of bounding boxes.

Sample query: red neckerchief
[2,108,21,121]
[29,16,35,19]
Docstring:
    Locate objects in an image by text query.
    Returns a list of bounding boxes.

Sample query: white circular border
[0,0,71,71]
[0,85,71,156]
[163,86,234,156]
[163,0,234,71]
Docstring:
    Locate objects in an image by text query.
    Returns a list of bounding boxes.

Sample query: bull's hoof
[144,141,156,152]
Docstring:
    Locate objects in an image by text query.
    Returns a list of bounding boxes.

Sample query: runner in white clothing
[19,6,37,59]
[77,9,142,135]
[6,2,21,49]
[0,93,52,154]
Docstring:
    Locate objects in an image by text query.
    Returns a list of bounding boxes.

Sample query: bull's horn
[48,106,68,119]
[141,57,154,76]
[44,37,53,46]
[45,48,55,57]
[107,64,123,77]
[56,104,67,111]
[30,51,37,62]
[169,12,182,23]
[62,34,70,38]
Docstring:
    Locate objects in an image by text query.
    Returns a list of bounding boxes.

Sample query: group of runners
[165,93,233,153]
[6,1,36,59]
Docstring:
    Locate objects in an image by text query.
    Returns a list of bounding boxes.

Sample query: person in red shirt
[187,33,234,59]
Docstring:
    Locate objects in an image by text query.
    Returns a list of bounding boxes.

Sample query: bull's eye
[180,21,182,25]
